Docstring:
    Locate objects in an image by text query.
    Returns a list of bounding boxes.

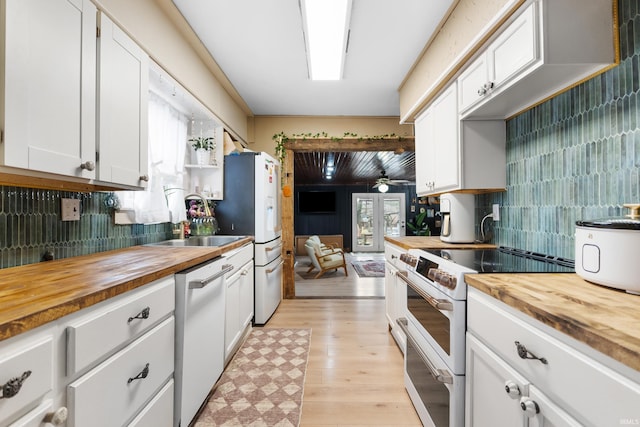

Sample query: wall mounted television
[298,190,337,214]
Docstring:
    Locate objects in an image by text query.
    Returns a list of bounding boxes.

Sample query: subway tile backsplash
[0,188,171,268]
[478,0,640,259]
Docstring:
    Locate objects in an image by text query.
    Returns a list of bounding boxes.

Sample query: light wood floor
[295,253,385,298]
[266,298,422,427]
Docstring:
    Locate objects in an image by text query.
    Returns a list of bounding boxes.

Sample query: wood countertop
[384,235,496,250]
[0,237,253,342]
[465,273,640,373]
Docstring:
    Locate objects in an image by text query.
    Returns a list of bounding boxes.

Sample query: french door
[352,193,406,252]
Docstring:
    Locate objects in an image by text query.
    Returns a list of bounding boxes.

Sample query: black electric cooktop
[425,247,575,273]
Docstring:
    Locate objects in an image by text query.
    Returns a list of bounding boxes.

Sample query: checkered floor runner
[194,328,311,427]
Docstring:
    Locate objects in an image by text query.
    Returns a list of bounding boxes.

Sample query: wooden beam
[281,149,296,299]
[283,137,414,153]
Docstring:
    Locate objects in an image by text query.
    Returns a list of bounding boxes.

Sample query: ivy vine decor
[272,131,408,188]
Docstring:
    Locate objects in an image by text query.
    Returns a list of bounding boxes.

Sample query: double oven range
[396,247,574,427]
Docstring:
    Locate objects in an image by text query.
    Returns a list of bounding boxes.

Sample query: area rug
[351,259,385,278]
[195,328,311,427]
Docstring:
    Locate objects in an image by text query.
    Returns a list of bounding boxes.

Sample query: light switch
[61,198,81,221]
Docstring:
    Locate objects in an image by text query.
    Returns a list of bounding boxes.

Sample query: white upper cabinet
[1,0,97,179]
[415,83,505,196]
[97,13,149,189]
[415,84,458,195]
[458,0,614,118]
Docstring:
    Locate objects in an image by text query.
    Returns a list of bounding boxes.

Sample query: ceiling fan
[373,170,410,192]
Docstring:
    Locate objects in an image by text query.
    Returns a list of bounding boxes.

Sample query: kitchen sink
[146,235,246,247]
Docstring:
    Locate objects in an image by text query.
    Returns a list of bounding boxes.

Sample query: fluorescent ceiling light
[301,0,351,80]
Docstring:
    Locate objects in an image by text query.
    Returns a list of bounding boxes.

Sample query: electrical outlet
[492,203,500,221]
[61,198,80,221]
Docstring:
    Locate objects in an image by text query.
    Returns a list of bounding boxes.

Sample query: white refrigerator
[215,152,283,324]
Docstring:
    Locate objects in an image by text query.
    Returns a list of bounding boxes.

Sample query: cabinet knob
[478,87,487,96]
[139,174,149,182]
[43,407,68,426]
[80,161,95,171]
[520,397,540,417]
[504,380,521,399]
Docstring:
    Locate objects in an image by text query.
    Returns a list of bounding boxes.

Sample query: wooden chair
[304,238,348,279]
[308,235,343,255]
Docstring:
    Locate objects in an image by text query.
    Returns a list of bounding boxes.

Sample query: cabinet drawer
[384,243,404,269]
[0,337,53,426]
[66,276,174,375]
[127,379,173,427]
[67,317,174,427]
[226,243,254,271]
[468,288,640,426]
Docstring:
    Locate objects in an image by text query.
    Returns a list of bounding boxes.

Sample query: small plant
[407,210,431,236]
[189,136,215,151]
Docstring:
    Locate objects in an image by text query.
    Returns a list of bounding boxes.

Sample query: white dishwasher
[174,255,232,427]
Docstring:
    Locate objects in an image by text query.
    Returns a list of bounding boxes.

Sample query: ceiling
[294,151,415,187]
[171,0,454,184]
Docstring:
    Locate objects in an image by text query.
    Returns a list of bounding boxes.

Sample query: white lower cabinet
[466,287,640,427]
[383,242,406,351]
[224,244,255,363]
[127,380,174,427]
[466,334,528,427]
[67,317,174,427]
[0,332,55,427]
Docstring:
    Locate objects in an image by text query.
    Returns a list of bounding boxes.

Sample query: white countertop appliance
[216,152,283,324]
[396,247,574,427]
[439,193,476,243]
[575,203,640,295]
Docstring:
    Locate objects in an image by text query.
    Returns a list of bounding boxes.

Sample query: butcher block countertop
[0,237,253,342]
[384,235,496,250]
[466,273,640,373]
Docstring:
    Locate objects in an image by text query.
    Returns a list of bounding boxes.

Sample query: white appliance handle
[189,264,234,288]
[266,259,284,274]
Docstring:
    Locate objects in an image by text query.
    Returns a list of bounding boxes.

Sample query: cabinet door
[523,385,583,427]
[414,106,435,195]
[2,0,96,178]
[224,269,242,359]
[384,261,397,327]
[466,333,528,427]
[458,54,489,113]
[487,2,538,90]
[239,262,254,330]
[97,13,149,188]
[431,84,459,193]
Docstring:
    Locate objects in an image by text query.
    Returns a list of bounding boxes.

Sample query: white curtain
[117,91,188,224]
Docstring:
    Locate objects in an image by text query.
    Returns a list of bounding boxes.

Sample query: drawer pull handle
[127,363,150,384]
[0,370,32,399]
[514,341,548,364]
[128,307,150,323]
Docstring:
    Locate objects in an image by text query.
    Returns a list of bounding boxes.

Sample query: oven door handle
[396,318,453,385]
[396,271,454,311]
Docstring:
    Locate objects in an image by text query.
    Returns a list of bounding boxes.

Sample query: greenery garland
[272,131,406,167]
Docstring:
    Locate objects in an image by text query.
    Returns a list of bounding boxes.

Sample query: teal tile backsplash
[478,0,639,259]
[0,187,171,268]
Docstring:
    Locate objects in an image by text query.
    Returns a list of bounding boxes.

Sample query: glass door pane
[352,193,405,252]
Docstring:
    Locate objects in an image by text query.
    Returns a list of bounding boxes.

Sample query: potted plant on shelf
[189,136,216,165]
